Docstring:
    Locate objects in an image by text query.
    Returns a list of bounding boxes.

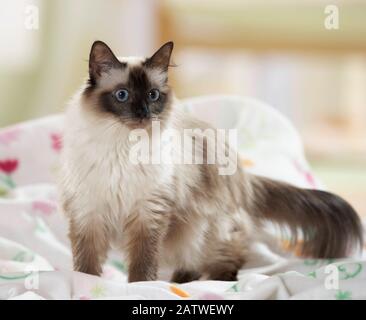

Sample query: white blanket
[0,95,365,300]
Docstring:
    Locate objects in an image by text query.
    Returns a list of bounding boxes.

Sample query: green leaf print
[0,272,32,281]
[304,259,318,266]
[12,251,26,262]
[335,290,352,300]
[226,282,239,292]
[0,186,7,197]
[34,217,48,233]
[337,263,363,280]
[12,250,34,263]
[0,174,15,189]
[110,260,126,273]
[304,259,334,267]
[91,284,106,298]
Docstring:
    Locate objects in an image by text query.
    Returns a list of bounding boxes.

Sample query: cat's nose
[136,104,150,119]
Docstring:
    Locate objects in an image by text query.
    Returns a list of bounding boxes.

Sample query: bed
[0,95,365,300]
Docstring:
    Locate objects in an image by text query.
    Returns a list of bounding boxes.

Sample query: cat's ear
[88,41,121,85]
[145,41,174,71]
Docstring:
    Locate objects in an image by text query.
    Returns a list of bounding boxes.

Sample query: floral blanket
[0,95,365,300]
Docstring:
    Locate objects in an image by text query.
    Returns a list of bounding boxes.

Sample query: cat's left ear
[145,41,174,71]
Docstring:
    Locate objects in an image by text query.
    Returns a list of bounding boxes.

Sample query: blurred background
[0,0,365,216]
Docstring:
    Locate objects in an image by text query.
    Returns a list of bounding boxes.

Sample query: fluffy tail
[249,175,364,258]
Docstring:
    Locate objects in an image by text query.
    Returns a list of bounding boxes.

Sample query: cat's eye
[115,89,129,102]
[148,89,160,102]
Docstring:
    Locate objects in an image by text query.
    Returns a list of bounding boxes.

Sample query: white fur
[145,68,168,88]
[60,91,225,271]
[99,68,128,91]
[60,92,173,240]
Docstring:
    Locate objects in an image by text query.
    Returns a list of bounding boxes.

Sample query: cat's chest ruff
[79,140,170,214]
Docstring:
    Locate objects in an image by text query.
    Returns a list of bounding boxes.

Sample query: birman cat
[59,41,363,282]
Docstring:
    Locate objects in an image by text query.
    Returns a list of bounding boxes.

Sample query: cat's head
[82,40,174,129]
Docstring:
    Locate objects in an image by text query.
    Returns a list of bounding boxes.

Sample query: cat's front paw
[128,271,157,282]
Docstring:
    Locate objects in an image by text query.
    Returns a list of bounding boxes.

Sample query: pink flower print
[0,159,18,189]
[304,172,316,188]
[199,292,225,300]
[0,127,21,145]
[32,201,56,216]
[0,159,18,174]
[101,266,116,280]
[292,159,317,188]
[51,133,62,152]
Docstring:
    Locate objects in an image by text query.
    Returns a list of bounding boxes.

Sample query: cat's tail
[248,175,364,258]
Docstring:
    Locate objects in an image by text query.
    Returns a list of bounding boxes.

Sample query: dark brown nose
[135,104,150,119]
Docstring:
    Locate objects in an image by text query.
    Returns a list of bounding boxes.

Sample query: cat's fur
[59,41,363,282]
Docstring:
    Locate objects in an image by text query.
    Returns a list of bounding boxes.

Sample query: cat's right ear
[145,41,174,71]
[88,41,120,85]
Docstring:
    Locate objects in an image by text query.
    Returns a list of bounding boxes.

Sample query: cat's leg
[205,240,247,281]
[69,217,110,276]
[171,269,201,283]
[124,200,170,282]
[207,265,240,281]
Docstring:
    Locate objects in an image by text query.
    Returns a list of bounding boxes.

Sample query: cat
[59,40,363,282]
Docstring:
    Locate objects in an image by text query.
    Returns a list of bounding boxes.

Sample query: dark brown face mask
[84,41,174,129]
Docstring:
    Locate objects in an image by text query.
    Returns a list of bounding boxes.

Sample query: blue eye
[148,89,160,102]
[115,89,129,102]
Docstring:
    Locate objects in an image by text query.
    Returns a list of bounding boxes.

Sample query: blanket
[0,95,365,300]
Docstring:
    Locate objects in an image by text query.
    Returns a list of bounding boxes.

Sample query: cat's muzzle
[135,104,150,120]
